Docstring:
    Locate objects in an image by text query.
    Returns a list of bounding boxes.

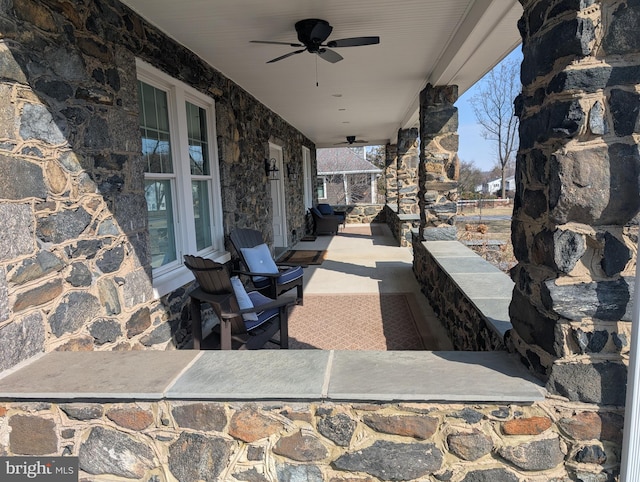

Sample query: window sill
[152,250,231,298]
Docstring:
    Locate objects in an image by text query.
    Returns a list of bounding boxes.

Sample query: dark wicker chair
[229,228,304,304]
[317,203,346,223]
[309,206,344,235]
[184,255,294,350]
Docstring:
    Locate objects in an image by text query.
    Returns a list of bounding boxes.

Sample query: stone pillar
[384,143,398,209]
[396,128,419,215]
[511,0,640,405]
[419,84,458,241]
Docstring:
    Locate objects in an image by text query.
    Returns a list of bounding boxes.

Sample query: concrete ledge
[423,241,514,341]
[0,350,544,403]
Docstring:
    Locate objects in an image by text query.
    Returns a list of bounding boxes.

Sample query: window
[137,59,227,296]
[302,146,313,209]
[316,176,327,200]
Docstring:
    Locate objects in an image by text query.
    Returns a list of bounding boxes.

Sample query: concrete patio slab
[327,351,544,402]
[167,351,330,399]
[0,351,199,399]
[296,224,453,350]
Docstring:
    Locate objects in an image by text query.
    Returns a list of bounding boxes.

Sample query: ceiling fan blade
[317,48,343,63]
[334,138,368,145]
[266,49,306,63]
[250,40,304,47]
[327,36,380,48]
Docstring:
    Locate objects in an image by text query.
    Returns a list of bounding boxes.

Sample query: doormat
[300,235,317,242]
[278,250,326,266]
[287,293,425,350]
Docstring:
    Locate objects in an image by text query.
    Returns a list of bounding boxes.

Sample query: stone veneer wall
[396,128,420,215]
[333,204,385,224]
[510,0,639,406]
[384,143,398,207]
[385,207,420,247]
[0,399,623,481]
[413,239,505,351]
[0,0,313,371]
[419,84,459,242]
[386,206,402,243]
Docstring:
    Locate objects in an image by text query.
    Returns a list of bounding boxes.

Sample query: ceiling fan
[251,18,380,64]
[335,136,369,145]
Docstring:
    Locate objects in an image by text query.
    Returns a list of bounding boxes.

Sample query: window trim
[302,146,313,209]
[317,176,328,200]
[136,59,229,298]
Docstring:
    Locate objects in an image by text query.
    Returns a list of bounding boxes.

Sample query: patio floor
[276,223,453,351]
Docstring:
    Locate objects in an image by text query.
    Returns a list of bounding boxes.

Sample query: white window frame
[302,146,313,209]
[137,59,229,297]
[317,176,328,200]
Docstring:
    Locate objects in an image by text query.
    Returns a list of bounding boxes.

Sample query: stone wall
[413,238,505,351]
[334,204,385,224]
[384,143,398,207]
[397,128,420,215]
[419,84,459,242]
[511,0,639,405]
[0,0,313,371]
[0,398,622,481]
[385,207,420,247]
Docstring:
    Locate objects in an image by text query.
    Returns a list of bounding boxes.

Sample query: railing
[457,199,511,213]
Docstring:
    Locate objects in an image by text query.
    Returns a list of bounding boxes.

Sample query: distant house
[317,148,383,204]
[476,176,516,196]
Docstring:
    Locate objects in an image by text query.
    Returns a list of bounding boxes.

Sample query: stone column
[418,84,458,241]
[396,128,419,215]
[384,143,398,209]
[511,0,640,405]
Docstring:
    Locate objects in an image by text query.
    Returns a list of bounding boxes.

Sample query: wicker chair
[309,206,344,235]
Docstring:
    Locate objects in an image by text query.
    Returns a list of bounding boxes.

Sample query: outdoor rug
[278,250,326,266]
[287,293,425,350]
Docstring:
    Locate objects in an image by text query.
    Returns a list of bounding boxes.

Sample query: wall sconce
[287,164,298,181]
[265,158,279,180]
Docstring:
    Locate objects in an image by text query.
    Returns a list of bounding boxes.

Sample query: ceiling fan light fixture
[334,135,369,145]
[251,18,380,64]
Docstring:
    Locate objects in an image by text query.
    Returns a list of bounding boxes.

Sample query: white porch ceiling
[120,0,522,148]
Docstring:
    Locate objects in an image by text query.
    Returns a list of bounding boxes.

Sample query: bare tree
[322,172,375,204]
[470,57,520,199]
[366,145,387,199]
[458,159,484,198]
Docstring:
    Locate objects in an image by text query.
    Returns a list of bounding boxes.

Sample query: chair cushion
[310,206,322,217]
[277,265,304,284]
[240,243,279,274]
[317,204,333,215]
[230,276,258,322]
[252,265,303,289]
[244,291,279,331]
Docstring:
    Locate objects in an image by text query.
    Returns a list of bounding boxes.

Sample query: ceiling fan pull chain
[316,55,319,87]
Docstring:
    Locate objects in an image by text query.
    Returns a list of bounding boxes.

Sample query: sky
[456,47,523,172]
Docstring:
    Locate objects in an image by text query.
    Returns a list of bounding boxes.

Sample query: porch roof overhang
[120,0,522,148]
